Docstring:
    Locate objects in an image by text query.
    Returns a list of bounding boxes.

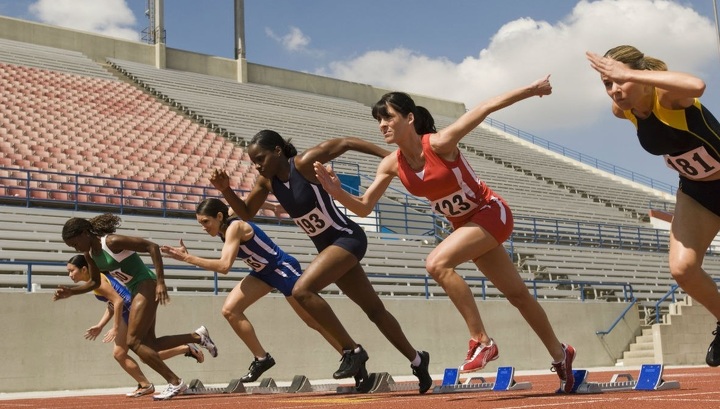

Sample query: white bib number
[108,269,132,284]
[242,256,267,272]
[294,208,332,237]
[664,146,720,180]
[431,190,478,218]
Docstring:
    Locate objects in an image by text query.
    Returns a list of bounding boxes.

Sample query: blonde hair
[604,45,667,71]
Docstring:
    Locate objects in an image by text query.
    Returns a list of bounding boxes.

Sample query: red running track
[3,366,719,409]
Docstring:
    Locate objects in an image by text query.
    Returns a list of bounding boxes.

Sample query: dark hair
[604,45,667,71]
[62,213,121,241]
[196,198,236,232]
[67,254,88,268]
[249,129,298,158]
[372,92,436,135]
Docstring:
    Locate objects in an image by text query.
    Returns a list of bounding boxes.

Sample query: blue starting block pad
[432,366,532,394]
[633,364,680,391]
[571,364,680,394]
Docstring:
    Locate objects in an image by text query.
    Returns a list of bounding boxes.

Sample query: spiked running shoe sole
[459,339,498,373]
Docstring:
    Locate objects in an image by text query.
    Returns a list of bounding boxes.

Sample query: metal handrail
[596,297,638,336]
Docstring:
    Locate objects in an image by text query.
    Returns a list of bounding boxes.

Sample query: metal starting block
[432,366,532,394]
[567,364,680,394]
[184,378,246,395]
[337,372,394,394]
[249,375,337,394]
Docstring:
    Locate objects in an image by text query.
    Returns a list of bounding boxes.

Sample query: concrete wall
[655,297,717,365]
[2,291,637,392]
[0,16,466,118]
[0,16,154,65]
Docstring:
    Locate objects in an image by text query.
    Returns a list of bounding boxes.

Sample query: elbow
[216,264,232,275]
[694,79,706,96]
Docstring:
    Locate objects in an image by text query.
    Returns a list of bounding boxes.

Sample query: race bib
[107,269,132,284]
[664,146,720,180]
[431,190,478,218]
[241,256,267,272]
[293,207,332,237]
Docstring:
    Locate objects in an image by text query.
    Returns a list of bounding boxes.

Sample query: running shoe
[333,345,369,379]
[185,343,204,363]
[459,338,498,373]
[240,353,276,383]
[706,322,720,367]
[125,383,154,398]
[354,362,371,393]
[152,380,187,400]
[194,325,218,358]
[411,350,433,394]
[551,343,576,393]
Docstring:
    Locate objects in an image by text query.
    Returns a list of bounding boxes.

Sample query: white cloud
[317,0,717,133]
[29,0,139,42]
[266,26,311,52]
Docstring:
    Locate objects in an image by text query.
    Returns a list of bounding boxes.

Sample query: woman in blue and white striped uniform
[161,198,341,383]
[210,130,433,394]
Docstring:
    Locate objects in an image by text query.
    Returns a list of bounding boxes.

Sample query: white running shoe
[194,325,218,358]
[185,343,205,363]
[126,383,154,397]
[152,380,187,401]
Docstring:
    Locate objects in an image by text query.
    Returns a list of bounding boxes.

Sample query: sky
[1,0,719,189]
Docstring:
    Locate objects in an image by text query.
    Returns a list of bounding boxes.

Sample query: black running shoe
[240,353,276,383]
[354,362,371,393]
[412,351,433,394]
[333,345,369,379]
[706,322,720,367]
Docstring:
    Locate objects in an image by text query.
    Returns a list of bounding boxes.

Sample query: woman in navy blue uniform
[66,255,204,398]
[587,45,720,366]
[161,198,341,383]
[210,130,433,394]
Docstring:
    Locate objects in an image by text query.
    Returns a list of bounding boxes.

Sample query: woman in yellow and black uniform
[587,45,720,366]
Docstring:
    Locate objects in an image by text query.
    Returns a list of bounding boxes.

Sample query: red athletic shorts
[449,195,514,244]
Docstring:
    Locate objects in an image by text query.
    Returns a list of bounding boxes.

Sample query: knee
[291,286,314,304]
[221,305,240,321]
[425,255,453,282]
[669,257,700,284]
[113,347,127,362]
[505,290,535,310]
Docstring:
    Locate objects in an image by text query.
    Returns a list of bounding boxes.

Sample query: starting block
[184,378,246,395]
[568,364,680,394]
[337,372,395,394]
[250,375,334,394]
[432,366,532,394]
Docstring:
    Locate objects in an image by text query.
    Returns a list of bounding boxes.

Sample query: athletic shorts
[249,258,303,297]
[679,176,720,217]
[309,222,368,261]
[449,195,514,244]
[125,272,156,296]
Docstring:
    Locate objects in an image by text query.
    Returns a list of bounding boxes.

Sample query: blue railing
[3,166,701,257]
[483,117,678,195]
[0,260,247,296]
[2,259,634,302]
[596,297,638,336]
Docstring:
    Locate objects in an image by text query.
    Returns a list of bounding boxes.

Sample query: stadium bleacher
[1,33,717,330]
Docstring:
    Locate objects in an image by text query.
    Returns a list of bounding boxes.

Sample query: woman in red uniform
[587,45,720,366]
[314,75,576,392]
